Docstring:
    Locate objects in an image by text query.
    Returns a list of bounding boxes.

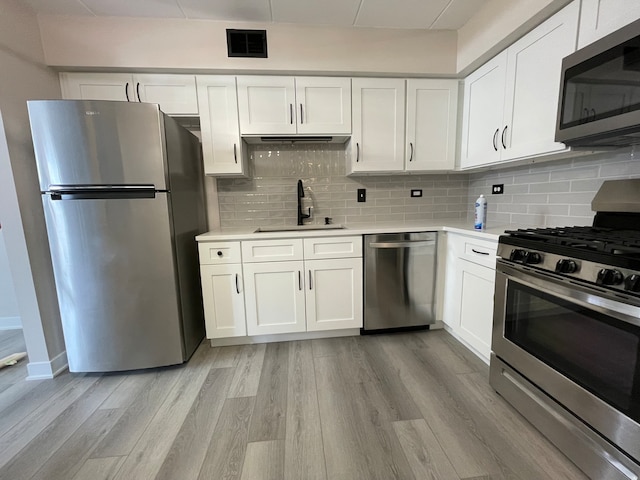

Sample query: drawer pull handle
[235,274,240,294]
[298,270,302,290]
[472,248,489,255]
[309,270,313,290]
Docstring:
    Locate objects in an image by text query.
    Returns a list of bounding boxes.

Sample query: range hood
[242,135,350,144]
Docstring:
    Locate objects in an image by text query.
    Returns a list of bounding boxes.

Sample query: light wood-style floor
[0,329,588,480]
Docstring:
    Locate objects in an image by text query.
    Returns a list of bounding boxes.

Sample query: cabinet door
[459,52,507,169]
[455,258,495,362]
[350,78,405,173]
[501,1,578,161]
[237,76,297,135]
[200,264,247,339]
[405,79,458,172]
[134,74,198,115]
[578,0,640,48]
[305,258,363,331]
[60,73,132,101]
[295,77,351,134]
[197,76,245,176]
[243,261,306,335]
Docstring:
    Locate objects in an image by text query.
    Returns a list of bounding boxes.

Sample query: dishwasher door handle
[369,240,434,248]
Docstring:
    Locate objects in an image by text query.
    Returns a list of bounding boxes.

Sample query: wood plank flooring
[0,329,589,480]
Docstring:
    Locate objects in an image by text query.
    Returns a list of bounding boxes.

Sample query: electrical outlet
[492,184,504,194]
[410,189,423,197]
[357,188,366,202]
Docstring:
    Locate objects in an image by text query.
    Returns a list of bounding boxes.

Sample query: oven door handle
[498,263,640,329]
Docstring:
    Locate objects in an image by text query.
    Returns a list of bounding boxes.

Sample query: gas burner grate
[504,226,640,256]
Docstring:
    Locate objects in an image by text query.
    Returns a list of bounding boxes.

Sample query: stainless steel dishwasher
[363,232,437,332]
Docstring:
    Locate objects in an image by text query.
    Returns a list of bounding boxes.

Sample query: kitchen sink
[254,224,345,233]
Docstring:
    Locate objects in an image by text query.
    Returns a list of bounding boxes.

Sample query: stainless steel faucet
[297,179,311,225]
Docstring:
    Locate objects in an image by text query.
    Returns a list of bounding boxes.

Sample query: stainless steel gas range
[491,179,640,480]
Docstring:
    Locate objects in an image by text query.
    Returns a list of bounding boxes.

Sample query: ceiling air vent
[226,29,268,58]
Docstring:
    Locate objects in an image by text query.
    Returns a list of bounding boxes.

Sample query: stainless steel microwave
[556,17,640,148]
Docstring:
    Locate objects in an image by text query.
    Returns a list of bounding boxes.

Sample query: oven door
[492,260,640,463]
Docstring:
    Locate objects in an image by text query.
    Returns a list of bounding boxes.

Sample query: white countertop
[196,220,524,242]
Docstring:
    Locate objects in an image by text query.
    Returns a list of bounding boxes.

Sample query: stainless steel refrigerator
[27,100,207,373]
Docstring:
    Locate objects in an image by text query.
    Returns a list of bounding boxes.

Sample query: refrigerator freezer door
[43,192,184,372]
[28,100,168,191]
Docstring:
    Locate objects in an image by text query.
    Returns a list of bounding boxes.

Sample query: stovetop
[503,226,640,257]
[498,226,640,296]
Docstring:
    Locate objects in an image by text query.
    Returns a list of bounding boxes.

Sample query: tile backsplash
[467,146,640,228]
[216,144,469,229]
[212,144,640,231]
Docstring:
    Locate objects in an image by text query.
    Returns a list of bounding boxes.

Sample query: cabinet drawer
[242,239,303,263]
[462,239,497,268]
[199,242,242,265]
[304,236,362,260]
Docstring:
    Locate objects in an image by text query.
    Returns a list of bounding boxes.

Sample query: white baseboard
[26,350,68,380]
[442,324,490,365]
[0,316,21,330]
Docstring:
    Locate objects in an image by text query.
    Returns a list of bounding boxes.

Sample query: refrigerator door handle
[48,185,157,200]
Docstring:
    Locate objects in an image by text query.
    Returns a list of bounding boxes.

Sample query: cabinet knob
[217,251,223,257]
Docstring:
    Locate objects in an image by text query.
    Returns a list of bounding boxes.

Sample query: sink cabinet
[198,235,363,340]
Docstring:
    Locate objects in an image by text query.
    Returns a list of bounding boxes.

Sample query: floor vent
[226,29,268,58]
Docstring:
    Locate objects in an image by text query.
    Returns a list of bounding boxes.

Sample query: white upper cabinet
[459,1,579,169]
[350,78,458,174]
[60,73,132,102]
[578,0,640,49]
[295,77,351,135]
[60,73,199,115]
[236,76,351,135]
[405,79,459,172]
[349,78,406,173]
[460,55,507,168]
[502,2,578,161]
[196,75,246,177]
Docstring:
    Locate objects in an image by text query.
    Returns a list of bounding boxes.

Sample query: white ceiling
[20,0,489,30]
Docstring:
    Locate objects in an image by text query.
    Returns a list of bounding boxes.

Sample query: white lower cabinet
[200,264,247,338]
[443,232,497,363]
[243,260,307,336]
[454,258,495,360]
[305,258,363,332]
[198,236,363,340]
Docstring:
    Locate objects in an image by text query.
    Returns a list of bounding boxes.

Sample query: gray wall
[0,0,66,377]
[216,144,469,229]
[468,147,640,228]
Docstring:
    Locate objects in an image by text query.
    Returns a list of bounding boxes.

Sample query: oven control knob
[597,268,624,286]
[524,252,542,265]
[624,274,640,292]
[555,259,578,273]
[510,249,528,262]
